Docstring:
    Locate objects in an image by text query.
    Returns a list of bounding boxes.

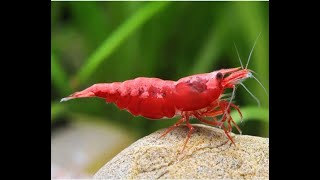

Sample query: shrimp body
[60,31,267,153]
[61,67,253,150]
[63,67,246,118]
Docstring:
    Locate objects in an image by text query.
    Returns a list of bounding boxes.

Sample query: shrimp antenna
[233,42,243,69]
[240,82,260,107]
[246,32,261,69]
[252,75,269,97]
[249,70,259,76]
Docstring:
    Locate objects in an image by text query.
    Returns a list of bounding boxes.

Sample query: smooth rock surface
[94,124,269,179]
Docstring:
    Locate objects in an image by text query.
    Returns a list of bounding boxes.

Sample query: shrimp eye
[216,72,223,80]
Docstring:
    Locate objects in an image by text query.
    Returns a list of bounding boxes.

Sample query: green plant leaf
[75,1,171,85]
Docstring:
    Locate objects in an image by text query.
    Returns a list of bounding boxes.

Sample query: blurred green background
[51,1,268,149]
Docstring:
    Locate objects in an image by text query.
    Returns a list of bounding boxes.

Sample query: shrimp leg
[181,116,193,153]
[159,117,185,138]
[219,101,243,135]
[231,118,242,135]
[194,113,223,127]
[222,124,236,146]
[196,112,235,145]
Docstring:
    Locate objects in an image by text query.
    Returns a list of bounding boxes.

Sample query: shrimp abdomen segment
[92,77,176,119]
